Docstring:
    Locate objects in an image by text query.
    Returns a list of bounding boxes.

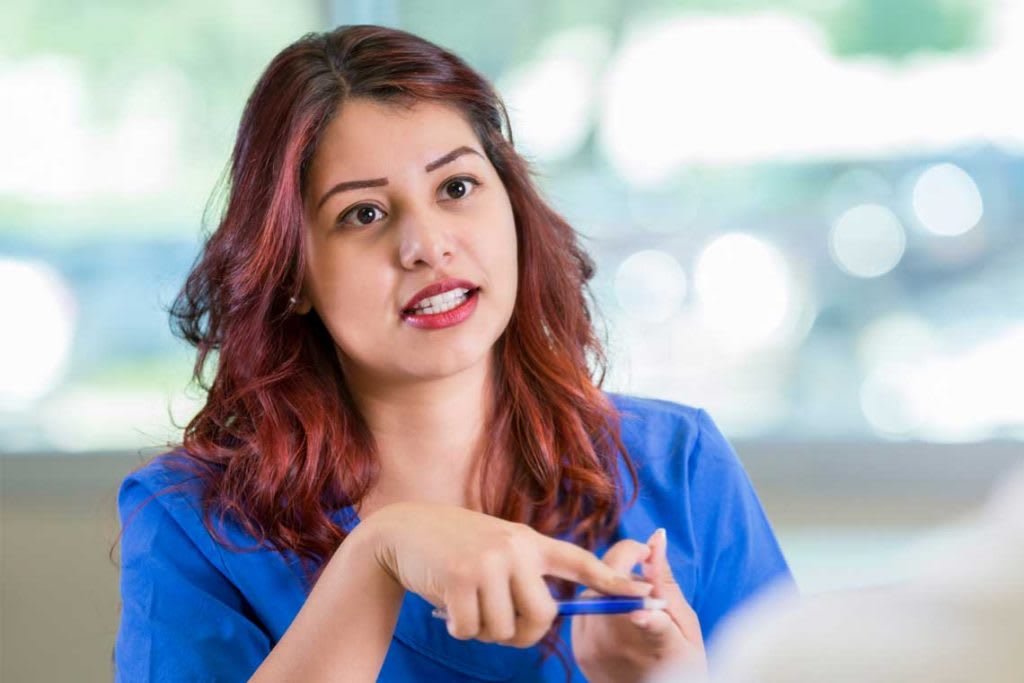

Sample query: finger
[643,529,702,643]
[642,528,678,596]
[478,575,517,643]
[507,572,558,647]
[540,537,652,596]
[444,587,480,640]
[630,609,684,644]
[630,607,671,633]
[600,539,653,575]
[575,570,642,597]
[577,539,651,599]
[642,528,666,589]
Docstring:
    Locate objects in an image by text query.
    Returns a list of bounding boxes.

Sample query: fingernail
[656,528,667,544]
[631,611,650,628]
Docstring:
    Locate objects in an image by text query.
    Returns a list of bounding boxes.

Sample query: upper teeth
[411,287,470,313]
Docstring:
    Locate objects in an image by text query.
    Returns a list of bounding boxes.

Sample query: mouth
[401,287,481,318]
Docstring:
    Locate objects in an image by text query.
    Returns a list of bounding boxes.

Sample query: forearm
[249,520,405,682]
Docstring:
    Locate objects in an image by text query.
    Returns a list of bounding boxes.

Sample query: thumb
[601,538,653,575]
[643,528,703,644]
[643,528,670,589]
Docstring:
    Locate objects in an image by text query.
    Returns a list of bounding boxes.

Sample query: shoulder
[118,449,209,524]
[115,453,276,680]
[117,449,237,572]
[602,391,754,516]
[605,390,703,426]
[604,391,736,470]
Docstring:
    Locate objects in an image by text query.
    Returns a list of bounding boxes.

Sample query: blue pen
[431,595,668,620]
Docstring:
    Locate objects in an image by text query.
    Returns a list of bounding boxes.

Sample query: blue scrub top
[114,392,794,682]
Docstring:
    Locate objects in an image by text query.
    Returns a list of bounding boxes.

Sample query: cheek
[319,275,394,365]
[310,248,389,325]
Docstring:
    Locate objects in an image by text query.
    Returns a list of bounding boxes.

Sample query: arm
[249,519,405,682]
[116,470,403,683]
[254,500,652,681]
[115,475,273,682]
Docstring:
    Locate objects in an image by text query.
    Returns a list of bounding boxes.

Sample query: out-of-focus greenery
[0,0,319,241]
[0,0,988,243]
[2,0,318,123]
[634,0,988,58]
[400,0,989,73]
[826,0,987,58]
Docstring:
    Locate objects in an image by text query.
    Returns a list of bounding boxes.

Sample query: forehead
[310,98,480,178]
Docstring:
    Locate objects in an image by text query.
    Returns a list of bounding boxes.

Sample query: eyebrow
[315,145,484,212]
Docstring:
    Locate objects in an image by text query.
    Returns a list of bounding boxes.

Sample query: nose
[396,206,455,270]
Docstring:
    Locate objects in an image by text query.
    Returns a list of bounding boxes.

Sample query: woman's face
[300,98,518,390]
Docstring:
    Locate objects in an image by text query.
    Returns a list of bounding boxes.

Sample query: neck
[346,350,497,515]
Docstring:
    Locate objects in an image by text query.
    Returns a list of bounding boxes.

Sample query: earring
[289,296,298,305]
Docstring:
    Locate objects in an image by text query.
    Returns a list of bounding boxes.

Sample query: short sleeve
[114,471,271,682]
[689,409,796,647]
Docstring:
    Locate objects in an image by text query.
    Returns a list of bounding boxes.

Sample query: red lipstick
[401,282,480,330]
[401,277,479,311]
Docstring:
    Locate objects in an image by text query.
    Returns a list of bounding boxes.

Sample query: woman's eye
[441,176,479,200]
[336,177,479,228]
[338,204,386,227]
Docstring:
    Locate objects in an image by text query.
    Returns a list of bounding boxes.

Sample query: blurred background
[2,0,1022,680]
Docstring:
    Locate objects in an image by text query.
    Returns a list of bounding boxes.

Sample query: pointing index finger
[539,536,653,596]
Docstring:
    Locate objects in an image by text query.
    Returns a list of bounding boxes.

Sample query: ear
[291,295,313,315]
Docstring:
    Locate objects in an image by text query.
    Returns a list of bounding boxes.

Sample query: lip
[401,277,480,312]
[401,288,479,330]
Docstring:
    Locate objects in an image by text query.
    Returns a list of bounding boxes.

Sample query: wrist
[343,503,403,584]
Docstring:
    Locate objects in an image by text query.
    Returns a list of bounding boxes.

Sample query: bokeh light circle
[911,163,984,236]
[614,249,687,324]
[0,259,76,406]
[693,233,794,349]
[829,203,906,278]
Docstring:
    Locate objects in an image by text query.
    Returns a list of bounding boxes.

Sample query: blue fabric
[114,392,795,682]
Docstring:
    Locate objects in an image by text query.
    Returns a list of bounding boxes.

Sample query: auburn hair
[128,24,638,669]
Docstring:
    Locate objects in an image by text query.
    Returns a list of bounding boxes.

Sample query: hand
[572,529,707,683]
[361,502,654,648]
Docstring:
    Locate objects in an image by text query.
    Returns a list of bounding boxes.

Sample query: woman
[114,24,793,682]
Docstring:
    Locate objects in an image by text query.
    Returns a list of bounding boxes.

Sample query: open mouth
[402,287,481,317]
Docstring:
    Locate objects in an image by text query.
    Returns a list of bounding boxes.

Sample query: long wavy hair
[128,23,638,668]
